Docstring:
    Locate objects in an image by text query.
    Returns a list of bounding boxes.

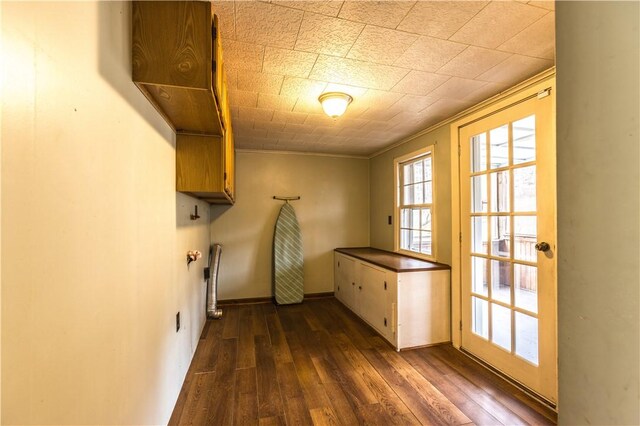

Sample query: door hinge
[537,87,551,99]
[459,320,463,331]
[224,172,227,181]
[212,25,217,40]
[337,285,340,291]
[459,232,462,243]
[384,317,387,327]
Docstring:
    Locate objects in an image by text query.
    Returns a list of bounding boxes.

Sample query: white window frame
[394,146,436,261]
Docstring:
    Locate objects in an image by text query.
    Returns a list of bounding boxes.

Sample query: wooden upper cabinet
[133,1,235,205]
[176,134,234,204]
[132,1,224,135]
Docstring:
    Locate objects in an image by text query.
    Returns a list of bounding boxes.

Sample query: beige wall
[369,125,452,265]
[2,2,210,423]
[557,1,639,424]
[210,151,369,300]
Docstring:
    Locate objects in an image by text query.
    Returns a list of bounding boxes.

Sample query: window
[395,148,435,259]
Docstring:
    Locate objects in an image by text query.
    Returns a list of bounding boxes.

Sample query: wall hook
[190,205,200,220]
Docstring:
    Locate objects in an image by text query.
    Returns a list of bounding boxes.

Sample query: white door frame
[449,70,556,349]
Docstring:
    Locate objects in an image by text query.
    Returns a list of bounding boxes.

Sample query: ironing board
[273,202,304,304]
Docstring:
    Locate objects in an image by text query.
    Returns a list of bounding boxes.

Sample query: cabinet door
[224,122,235,200]
[335,254,356,309]
[383,272,397,343]
[359,264,387,334]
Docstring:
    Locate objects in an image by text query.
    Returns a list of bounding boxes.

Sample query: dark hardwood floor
[169,297,556,425]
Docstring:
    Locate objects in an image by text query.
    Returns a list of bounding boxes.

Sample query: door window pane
[491,216,510,258]
[490,124,509,169]
[472,296,489,339]
[491,260,512,304]
[515,264,538,313]
[472,216,488,254]
[471,256,488,296]
[515,312,539,365]
[513,115,535,164]
[514,166,536,212]
[514,216,537,262]
[471,175,487,213]
[492,303,511,351]
[490,171,510,212]
[471,133,487,172]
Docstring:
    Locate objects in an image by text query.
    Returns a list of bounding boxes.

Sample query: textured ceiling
[213,0,555,156]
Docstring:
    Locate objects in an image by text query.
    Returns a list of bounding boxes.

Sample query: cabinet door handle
[384,281,387,290]
[352,282,355,286]
[384,317,387,327]
[358,286,362,290]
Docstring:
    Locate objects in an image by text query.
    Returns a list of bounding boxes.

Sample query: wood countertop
[334,247,451,273]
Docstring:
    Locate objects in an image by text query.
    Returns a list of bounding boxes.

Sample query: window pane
[516,312,539,365]
[398,152,433,257]
[492,303,511,351]
[491,216,510,258]
[413,160,423,183]
[514,216,537,262]
[403,163,413,185]
[409,229,419,252]
[491,260,512,304]
[424,181,432,204]
[401,209,411,228]
[472,296,489,339]
[471,256,488,296]
[490,171,510,213]
[400,230,410,250]
[515,264,538,313]
[490,124,509,169]
[412,209,420,229]
[514,166,536,212]
[471,175,487,213]
[420,209,431,230]
[420,231,432,254]
[414,183,424,204]
[404,185,414,205]
[471,133,487,173]
[513,115,535,164]
[471,216,488,254]
[424,157,432,181]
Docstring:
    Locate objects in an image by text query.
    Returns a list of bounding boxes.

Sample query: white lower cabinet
[334,250,451,350]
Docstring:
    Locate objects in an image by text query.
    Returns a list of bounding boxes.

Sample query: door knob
[535,242,550,252]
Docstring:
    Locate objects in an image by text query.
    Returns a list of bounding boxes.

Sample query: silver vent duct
[205,243,223,319]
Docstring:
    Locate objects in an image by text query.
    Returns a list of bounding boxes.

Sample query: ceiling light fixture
[318,92,353,118]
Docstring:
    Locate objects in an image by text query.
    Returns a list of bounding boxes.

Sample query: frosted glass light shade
[318,92,353,118]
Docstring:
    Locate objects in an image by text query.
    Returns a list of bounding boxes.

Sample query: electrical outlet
[176,312,181,332]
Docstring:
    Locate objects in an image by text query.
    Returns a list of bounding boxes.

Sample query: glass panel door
[460,91,557,403]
